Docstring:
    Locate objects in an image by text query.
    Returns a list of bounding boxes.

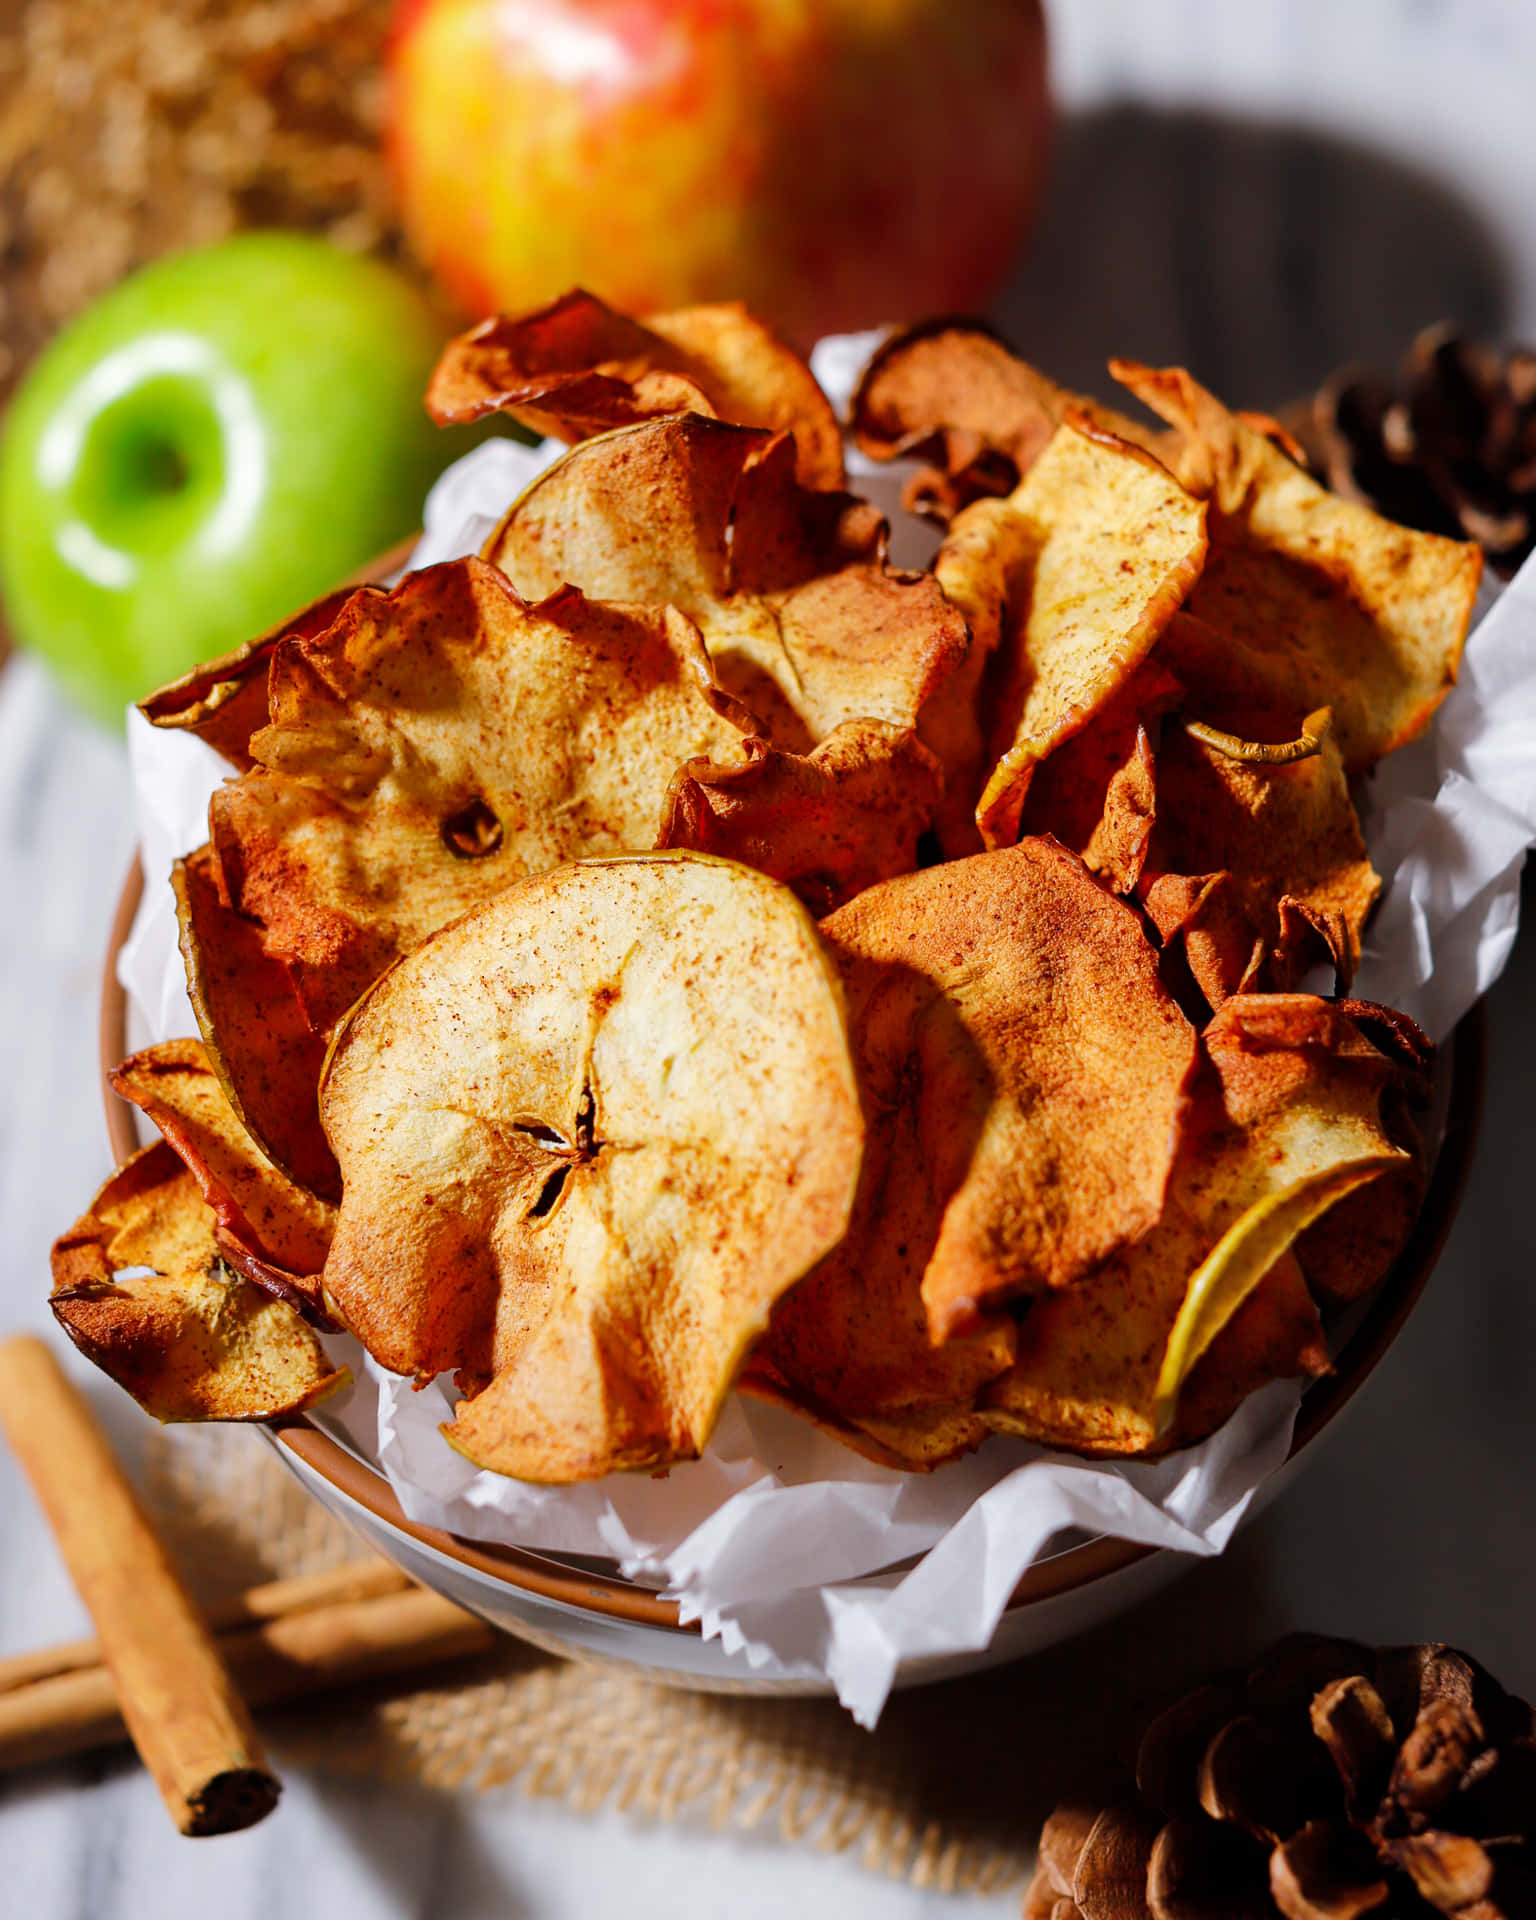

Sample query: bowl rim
[100,855,1484,1635]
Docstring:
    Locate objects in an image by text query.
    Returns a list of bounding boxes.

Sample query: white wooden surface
[3,3,1536,1912]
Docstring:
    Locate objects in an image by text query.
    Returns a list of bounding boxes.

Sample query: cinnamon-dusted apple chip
[209,557,756,1032]
[940,420,1206,850]
[483,414,969,761]
[318,854,863,1483]
[1140,725,1382,1006]
[427,288,843,487]
[1111,359,1482,770]
[109,1038,335,1320]
[981,996,1422,1455]
[175,846,340,1202]
[850,318,1170,522]
[657,719,941,916]
[50,1143,344,1423]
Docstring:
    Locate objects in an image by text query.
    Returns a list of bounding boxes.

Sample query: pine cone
[1293,326,1536,577]
[1026,1635,1536,1920]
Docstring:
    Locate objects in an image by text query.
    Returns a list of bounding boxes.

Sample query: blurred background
[1,3,1533,1916]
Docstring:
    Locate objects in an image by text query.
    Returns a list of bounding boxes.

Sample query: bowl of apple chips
[73,298,1525,1718]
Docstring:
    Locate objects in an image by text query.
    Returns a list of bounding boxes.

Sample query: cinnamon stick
[0,1583,495,1772]
[0,1335,280,1833]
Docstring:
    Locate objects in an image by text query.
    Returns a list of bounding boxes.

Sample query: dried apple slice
[50,1143,344,1422]
[175,846,340,1202]
[427,288,843,488]
[657,718,942,917]
[318,853,863,1483]
[1111,360,1482,770]
[937,419,1207,850]
[209,557,756,1032]
[981,995,1424,1455]
[482,414,969,761]
[108,1038,335,1319]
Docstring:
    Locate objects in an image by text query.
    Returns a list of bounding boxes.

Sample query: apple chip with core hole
[175,845,340,1202]
[821,840,1196,1349]
[210,557,756,1033]
[482,414,969,761]
[318,854,863,1483]
[1111,360,1482,770]
[1140,727,1381,1006]
[50,1143,344,1423]
[427,289,843,489]
[938,420,1207,851]
[981,995,1423,1455]
[657,719,942,916]
[109,1038,335,1321]
[849,318,1169,523]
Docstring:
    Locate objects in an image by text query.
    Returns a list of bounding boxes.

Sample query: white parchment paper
[116,339,1536,1724]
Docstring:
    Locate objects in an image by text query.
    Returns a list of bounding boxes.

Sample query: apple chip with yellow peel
[427,289,843,488]
[108,1038,335,1320]
[657,719,942,917]
[1111,359,1482,770]
[482,414,969,761]
[850,318,1170,522]
[1140,726,1382,1006]
[318,853,864,1483]
[209,557,756,1032]
[175,845,340,1202]
[980,994,1423,1455]
[50,1142,344,1423]
[944,420,1207,850]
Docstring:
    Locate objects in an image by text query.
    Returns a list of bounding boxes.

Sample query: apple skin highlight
[0,233,473,729]
[387,0,1053,346]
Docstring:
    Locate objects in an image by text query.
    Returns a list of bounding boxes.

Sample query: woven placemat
[139,1425,1076,1896]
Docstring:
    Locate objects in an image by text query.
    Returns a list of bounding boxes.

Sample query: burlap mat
[142,1423,1230,1899]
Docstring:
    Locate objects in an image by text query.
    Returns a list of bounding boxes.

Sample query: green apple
[0,232,476,727]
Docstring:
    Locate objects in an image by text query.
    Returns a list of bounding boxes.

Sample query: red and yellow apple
[387,0,1052,346]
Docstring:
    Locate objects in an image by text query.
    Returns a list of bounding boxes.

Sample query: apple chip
[175,845,340,1201]
[1140,726,1382,1005]
[980,995,1420,1455]
[427,289,843,487]
[108,1038,335,1319]
[318,854,864,1483]
[50,1142,344,1423]
[1111,360,1482,770]
[942,420,1206,850]
[482,414,969,760]
[850,318,1170,522]
[657,719,941,916]
[818,840,1198,1345]
[209,557,756,1032]
[139,585,359,770]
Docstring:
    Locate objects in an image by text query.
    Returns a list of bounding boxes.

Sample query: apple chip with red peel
[805,840,1199,1348]
[175,846,340,1202]
[657,719,942,917]
[1017,659,1184,894]
[318,854,864,1483]
[427,289,843,488]
[139,585,358,771]
[1110,359,1482,771]
[850,319,1170,522]
[945,420,1207,851]
[1139,727,1382,1006]
[108,1037,335,1319]
[980,995,1421,1455]
[50,1142,345,1423]
[483,415,970,759]
[209,557,757,1034]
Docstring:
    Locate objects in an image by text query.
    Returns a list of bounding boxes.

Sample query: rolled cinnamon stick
[0,1335,280,1833]
[0,1583,494,1772]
